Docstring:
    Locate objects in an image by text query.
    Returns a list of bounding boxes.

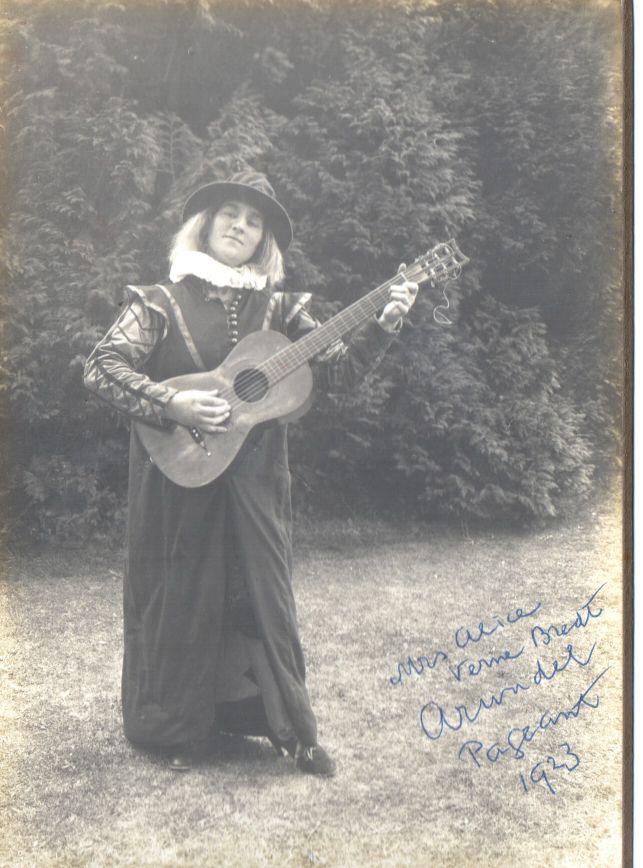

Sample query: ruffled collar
[169,251,268,291]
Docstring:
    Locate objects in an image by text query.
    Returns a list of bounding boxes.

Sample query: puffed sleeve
[83,297,179,427]
[283,293,400,393]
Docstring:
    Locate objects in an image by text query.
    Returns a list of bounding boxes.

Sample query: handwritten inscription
[420,641,597,740]
[519,743,581,796]
[455,601,541,649]
[389,645,525,687]
[389,600,542,687]
[459,738,581,796]
[387,586,606,795]
[449,646,524,682]
[529,584,604,648]
[456,667,607,765]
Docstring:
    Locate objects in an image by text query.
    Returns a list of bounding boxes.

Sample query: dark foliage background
[0,0,623,542]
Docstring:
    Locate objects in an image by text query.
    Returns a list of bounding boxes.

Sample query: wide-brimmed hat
[182,170,293,252]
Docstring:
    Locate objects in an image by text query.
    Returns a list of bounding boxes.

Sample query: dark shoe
[294,743,336,777]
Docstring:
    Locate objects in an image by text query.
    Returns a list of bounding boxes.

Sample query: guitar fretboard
[223,239,467,405]
[258,278,400,384]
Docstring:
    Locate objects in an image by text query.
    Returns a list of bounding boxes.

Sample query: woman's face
[208,200,264,267]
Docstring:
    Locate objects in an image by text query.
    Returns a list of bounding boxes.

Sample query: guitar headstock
[406,240,469,287]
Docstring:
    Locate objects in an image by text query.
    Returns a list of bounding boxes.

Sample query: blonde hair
[168,208,285,286]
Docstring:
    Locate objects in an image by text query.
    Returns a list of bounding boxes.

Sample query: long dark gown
[84,275,396,750]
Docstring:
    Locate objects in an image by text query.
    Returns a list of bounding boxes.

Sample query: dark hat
[182,170,293,252]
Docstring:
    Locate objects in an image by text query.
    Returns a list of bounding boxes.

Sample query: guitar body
[134,330,313,488]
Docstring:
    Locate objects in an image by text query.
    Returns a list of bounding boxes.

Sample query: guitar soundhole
[234,368,269,403]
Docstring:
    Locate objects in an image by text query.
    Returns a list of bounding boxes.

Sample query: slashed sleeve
[83,290,179,427]
[282,293,400,393]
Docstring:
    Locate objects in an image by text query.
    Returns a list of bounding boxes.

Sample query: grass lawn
[0,503,624,867]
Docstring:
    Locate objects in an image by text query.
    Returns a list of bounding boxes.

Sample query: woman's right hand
[163,389,231,433]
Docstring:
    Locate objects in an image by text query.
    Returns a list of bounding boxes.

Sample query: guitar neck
[257,239,468,384]
[295,280,393,359]
[259,278,401,382]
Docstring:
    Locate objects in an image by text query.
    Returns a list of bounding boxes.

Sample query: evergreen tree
[1,0,619,540]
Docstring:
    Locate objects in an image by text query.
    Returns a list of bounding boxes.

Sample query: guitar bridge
[189,426,211,457]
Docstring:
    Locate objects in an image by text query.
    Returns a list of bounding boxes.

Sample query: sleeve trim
[284,292,313,327]
[262,293,281,331]
[125,285,170,341]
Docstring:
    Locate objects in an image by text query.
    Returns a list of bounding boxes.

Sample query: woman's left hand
[377,264,419,331]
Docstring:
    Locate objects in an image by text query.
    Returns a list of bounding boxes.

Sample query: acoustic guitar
[135,240,469,487]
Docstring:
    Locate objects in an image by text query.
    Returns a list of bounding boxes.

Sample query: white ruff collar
[169,251,268,291]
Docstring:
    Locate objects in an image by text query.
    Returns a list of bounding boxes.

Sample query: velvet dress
[84,274,395,751]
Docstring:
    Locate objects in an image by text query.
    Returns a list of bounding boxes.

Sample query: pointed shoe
[295,743,336,777]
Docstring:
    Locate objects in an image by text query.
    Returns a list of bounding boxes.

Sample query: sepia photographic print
[0,0,631,865]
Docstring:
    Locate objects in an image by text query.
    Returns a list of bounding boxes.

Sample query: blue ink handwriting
[519,743,580,796]
[457,667,607,765]
[447,646,525,682]
[506,666,607,759]
[454,601,541,650]
[420,641,596,740]
[532,641,596,685]
[530,584,604,649]
[389,645,525,687]
[388,598,542,687]
[421,681,531,740]
[389,649,449,686]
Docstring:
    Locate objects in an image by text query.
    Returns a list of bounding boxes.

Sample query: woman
[84,170,417,774]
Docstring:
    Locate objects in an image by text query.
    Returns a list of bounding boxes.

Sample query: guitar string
[433,280,454,325]
[233,255,463,404]
[208,250,463,411]
[215,265,426,409]
[216,259,458,409]
[209,284,400,408]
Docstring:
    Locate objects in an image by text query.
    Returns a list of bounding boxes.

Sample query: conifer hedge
[1,0,622,541]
